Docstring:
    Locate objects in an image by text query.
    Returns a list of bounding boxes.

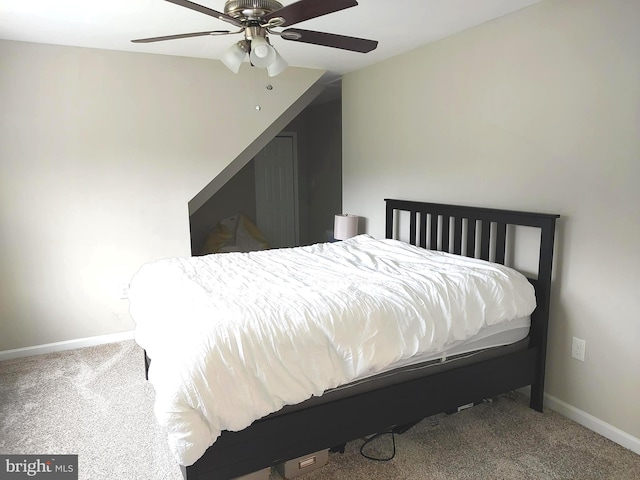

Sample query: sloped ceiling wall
[0,39,323,350]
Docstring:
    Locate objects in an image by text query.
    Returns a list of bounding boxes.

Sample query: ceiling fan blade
[164,0,244,28]
[281,28,378,53]
[132,31,230,43]
[265,0,358,27]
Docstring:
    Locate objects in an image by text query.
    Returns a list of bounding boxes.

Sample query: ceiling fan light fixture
[221,41,248,73]
[249,35,276,68]
[267,50,288,77]
[133,0,378,77]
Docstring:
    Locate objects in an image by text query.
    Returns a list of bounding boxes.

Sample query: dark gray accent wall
[190,98,342,253]
[189,161,256,255]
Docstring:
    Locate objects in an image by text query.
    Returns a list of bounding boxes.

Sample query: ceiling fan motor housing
[224,0,283,20]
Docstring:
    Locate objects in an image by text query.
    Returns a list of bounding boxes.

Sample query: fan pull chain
[255,67,262,111]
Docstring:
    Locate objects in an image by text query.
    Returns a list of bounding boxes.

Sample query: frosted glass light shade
[334,214,359,240]
[250,36,276,68]
[221,42,247,73]
[267,50,288,77]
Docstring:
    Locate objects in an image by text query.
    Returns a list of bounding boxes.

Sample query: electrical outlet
[571,336,586,361]
[120,283,130,300]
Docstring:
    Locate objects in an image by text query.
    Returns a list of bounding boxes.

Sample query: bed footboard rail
[384,199,559,411]
[185,348,537,480]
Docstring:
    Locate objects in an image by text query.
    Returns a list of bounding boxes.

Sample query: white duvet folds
[128,235,536,466]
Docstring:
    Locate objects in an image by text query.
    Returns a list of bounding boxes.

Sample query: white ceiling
[0,0,543,81]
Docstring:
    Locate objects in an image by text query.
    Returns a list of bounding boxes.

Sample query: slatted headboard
[384,198,560,409]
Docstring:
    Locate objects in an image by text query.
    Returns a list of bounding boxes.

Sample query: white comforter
[128,235,535,466]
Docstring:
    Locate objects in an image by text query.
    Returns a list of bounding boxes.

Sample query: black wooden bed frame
[149,199,559,480]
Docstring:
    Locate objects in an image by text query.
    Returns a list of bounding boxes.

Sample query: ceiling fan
[132,0,378,77]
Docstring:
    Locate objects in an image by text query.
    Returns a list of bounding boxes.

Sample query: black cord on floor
[359,431,396,462]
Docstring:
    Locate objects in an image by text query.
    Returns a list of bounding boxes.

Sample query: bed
[130,199,559,480]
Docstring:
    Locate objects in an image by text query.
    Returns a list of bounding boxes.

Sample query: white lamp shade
[334,214,359,240]
[267,50,288,77]
[250,36,276,68]
[221,42,247,73]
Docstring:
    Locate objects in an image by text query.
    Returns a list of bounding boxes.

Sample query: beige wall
[0,40,323,350]
[343,0,640,440]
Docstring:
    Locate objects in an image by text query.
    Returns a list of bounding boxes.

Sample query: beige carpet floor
[1,340,639,479]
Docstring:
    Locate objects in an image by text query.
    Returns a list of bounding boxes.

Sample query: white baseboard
[544,393,640,455]
[0,330,136,362]
[519,387,640,455]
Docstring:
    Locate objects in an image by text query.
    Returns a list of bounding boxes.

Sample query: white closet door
[255,134,298,248]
